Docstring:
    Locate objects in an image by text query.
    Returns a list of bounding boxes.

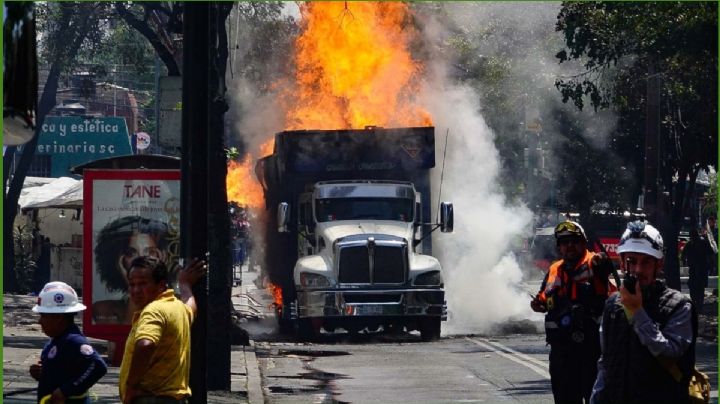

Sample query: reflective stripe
[545,321,559,329]
[40,392,88,404]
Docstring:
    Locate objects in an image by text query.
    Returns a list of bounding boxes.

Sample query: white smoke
[227,78,284,155]
[420,79,537,334]
[415,4,562,334]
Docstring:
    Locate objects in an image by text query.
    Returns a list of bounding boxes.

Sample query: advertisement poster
[83,169,180,338]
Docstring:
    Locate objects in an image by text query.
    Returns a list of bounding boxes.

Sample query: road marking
[466,337,550,379]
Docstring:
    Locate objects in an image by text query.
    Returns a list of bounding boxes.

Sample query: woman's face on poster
[119,232,165,280]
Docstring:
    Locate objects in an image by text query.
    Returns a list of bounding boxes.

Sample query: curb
[245,340,264,404]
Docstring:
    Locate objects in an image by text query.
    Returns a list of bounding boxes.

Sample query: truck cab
[281,180,449,340]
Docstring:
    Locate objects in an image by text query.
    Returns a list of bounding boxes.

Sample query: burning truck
[255,125,453,341]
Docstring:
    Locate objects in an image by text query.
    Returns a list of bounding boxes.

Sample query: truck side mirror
[277,202,290,233]
[440,202,454,233]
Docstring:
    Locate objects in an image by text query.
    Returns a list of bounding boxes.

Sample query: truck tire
[419,318,441,342]
[295,318,318,342]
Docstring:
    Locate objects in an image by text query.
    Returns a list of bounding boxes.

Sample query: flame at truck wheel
[268,282,283,309]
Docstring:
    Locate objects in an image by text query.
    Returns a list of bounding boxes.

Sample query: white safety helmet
[617,221,664,259]
[32,281,87,314]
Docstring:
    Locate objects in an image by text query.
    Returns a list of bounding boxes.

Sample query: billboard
[36,116,133,177]
[83,169,180,340]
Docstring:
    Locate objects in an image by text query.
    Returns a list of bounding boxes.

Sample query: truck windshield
[315,198,414,222]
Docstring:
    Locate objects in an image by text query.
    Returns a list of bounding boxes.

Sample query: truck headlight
[414,270,442,286]
[300,272,330,288]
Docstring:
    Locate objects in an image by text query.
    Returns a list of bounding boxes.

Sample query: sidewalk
[3,267,267,403]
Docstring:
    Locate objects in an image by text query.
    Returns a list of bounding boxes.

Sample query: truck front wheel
[295,318,320,341]
[419,318,441,341]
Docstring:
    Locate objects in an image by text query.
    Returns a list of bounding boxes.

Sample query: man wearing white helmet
[30,281,108,403]
[590,221,696,404]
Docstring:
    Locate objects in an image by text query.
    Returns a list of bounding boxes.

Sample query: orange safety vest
[538,250,612,307]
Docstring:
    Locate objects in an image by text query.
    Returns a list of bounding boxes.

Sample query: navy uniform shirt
[37,323,107,401]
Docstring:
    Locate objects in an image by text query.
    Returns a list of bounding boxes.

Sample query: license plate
[354,305,385,315]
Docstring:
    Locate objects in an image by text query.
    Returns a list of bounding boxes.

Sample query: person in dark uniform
[681,228,713,309]
[30,282,107,403]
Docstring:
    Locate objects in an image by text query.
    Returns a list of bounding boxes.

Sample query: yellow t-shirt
[119,289,194,401]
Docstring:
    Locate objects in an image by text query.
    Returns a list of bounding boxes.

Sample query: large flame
[226,157,264,208]
[282,2,432,130]
[226,2,432,262]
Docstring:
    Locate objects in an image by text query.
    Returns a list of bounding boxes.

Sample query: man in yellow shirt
[119,256,206,404]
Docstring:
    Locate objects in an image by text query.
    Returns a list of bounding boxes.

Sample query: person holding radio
[590,221,696,404]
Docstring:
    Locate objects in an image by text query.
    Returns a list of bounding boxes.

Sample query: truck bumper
[293,288,446,320]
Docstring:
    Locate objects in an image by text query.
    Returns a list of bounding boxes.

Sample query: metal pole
[182,4,209,402]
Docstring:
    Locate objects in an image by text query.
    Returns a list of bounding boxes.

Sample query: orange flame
[227,3,433,210]
[281,2,432,130]
[226,157,264,208]
[268,282,283,308]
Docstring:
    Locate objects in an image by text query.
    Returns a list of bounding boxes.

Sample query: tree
[555,2,718,288]
[4,2,107,292]
[114,2,182,76]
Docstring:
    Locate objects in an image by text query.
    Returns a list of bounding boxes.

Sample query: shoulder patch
[79,344,95,356]
[48,345,58,359]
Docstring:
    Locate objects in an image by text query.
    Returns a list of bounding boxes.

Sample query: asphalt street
[3,266,717,403]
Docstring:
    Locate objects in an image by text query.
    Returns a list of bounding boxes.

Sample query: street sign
[36,116,132,177]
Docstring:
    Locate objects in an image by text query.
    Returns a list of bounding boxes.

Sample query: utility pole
[182,4,210,402]
[181,3,233,401]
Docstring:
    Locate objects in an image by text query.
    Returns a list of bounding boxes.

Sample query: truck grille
[338,244,406,284]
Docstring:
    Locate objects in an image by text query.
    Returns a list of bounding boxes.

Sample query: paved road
[252,331,717,404]
[244,270,718,404]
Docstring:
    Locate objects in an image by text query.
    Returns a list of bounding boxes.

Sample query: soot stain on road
[260,348,351,403]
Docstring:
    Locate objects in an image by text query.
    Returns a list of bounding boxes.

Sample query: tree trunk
[664,163,698,291]
[3,64,61,292]
[3,4,96,292]
[116,3,181,76]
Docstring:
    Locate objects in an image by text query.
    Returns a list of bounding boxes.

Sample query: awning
[18,176,83,209]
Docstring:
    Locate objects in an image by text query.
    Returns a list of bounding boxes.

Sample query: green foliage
[555,2,718,173]
[556,1,718,287]
[231,2,298,91]
[555,0,718,200]
[225,146,240,161]
[35,2,110,75]
[92,22,157,83]
[703,173,718,218]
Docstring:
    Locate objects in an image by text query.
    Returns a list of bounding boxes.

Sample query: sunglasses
[557,237,584,245]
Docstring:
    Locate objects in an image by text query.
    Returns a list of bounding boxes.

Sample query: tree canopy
[555,1,718,288]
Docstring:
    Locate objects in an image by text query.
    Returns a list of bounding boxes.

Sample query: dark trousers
[549,339,600,404]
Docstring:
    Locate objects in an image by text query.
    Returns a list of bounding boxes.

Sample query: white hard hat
[617,221,664,259]
[32,282,87,314]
